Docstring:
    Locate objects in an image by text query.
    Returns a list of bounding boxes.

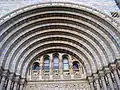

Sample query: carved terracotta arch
[0,2,120,90]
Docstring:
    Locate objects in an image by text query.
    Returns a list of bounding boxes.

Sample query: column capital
[109,63,117,71]
[0,66,3,73]
[114,59,120,69]
[8,73,15,80]
[98,70,105,77]
[2,69,9,77]
[87,76,94,82]
[92,73,99,80]
[103,67,111,74]
[14,75,21,82]
[20,78,26,85]
[59,53,63,61]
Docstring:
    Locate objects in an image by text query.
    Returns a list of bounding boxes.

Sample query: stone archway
[0,2,120,90]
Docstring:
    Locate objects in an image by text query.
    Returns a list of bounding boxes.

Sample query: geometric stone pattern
[0,2,120,90]
[24,80,90,90]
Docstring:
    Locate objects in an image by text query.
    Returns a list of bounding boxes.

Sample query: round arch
[0,2,120,90]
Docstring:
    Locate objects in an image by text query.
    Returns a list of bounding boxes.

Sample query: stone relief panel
[24,80,90,90]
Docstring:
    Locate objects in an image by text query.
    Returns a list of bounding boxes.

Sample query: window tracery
[53,54,59,73]
[32,62,40,70]
[43,55,50,73]
[73,61,79,72]
[62,55,69,71]
[28,53,86,80]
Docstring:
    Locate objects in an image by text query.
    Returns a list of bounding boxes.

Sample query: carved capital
[14,75,20,82]
[98,70,105,77]
[0,66,3,73]
[103,67,111,74]
[114,59,120,69]
[109,63,117,71]
[87,76,94,83]
[8,73,15,80]
[93,73,99,80]
[2,69,9,77]
[20,78,26,85]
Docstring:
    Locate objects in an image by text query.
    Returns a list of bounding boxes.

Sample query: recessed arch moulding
[0,2,120,90]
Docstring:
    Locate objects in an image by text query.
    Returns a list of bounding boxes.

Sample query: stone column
[19,78,26,90]
[69,55,74,79]
[28,66,32,80]
[0,66,3,82]
[104,67,115,90]
[59,53,63,79]
[39,56,43,80]
[0,70,8,90]
[115,59,120,77]
[114,59,120,70]
[110,64,120,89]
[87,76,94,90]
[59,53,63,74]
[13,75,20,90]
[117,69,120,79]
[93,74,101,90]
[98,70,107,90]
[49,54,53,79]
[6,73,14,90]
[49,54,53,74]
[0,76,6,90]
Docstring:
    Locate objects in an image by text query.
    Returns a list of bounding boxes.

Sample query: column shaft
[39,56,43,80]
[110,64,120,89]
[6,79,12,90]
[90,82,94,90]
[95,79,101,90]
[98,71,107,90]
[19,78,26,90]
[49,54,53,75]
[13,82,18,90]
[117,69,120,77]
[59,53,63,75]
[6,73,14,90]
[93,74,101,90]
[101,76,107,90]
[69,55,74,79]
[20,84,24,90]
[107,73,115,90]
[13,76,20,90]
[87,76,94,90]
[0,76,6,90]
[113,70,120,89]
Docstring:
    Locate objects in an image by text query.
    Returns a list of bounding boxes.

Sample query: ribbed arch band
[0,2,120,78]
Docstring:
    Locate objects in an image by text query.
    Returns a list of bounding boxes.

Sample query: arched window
[73,61,79,71]
[43,55,50,72]
[53,54,59,72]
[63,55,69,71]
[32,62,40,70]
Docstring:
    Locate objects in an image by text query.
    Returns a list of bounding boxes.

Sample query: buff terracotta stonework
[0,2,120,90]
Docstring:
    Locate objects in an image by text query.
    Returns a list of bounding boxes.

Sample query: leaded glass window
[63,55,69,71]
[32,62,40,70]
[43,55,50,72]
[53,54,59,71]
[73,61,79,71]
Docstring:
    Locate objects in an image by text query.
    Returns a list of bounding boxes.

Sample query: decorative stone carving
[28,53,86,81]
[24,80,90,90]
[0,2,120,90]
[110,64,120,89]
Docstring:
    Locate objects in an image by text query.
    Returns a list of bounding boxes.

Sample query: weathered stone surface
[0,2,120,90]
